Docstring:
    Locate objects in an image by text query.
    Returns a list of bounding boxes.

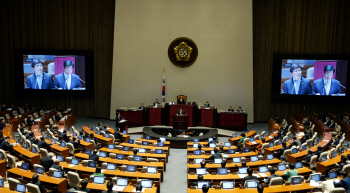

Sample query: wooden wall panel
[253,0,350,121]
[0,0,115,118]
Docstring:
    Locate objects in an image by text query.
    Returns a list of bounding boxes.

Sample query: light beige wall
[110,0,254,123]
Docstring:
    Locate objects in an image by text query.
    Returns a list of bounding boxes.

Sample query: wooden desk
[7,167,67,193]
[149,107,163,126]
[58,113,76,128]
[86,183,157,193]
[0,187,30,193]
[244,135,276,148]
[288,118,305,133]
[0,161,6,180]
[120,143,169,156]
[268,120,280,132]
[228,130,257,145]
[198,109,217,127]
[137,139,171,147]
[106,127,130,141]
[217,112,247,130]
[166,104,196,127]
[335,118,350,140]
[116,109,147,126]
[316,150,350,173]
[34,112,54,130]
[10,114,27,132]
[310,117,329,135]
[82,126,113,146]
[99,148,168,163]
[12,145,41,165]
[187,152,258,162]
[187,159,281,171]
[187,146,237,153]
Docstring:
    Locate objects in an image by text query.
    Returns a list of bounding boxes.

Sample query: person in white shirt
[313,175,335,193]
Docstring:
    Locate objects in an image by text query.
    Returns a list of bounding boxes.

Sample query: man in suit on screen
[282,64,312,95]
[25,60,54,89]
[312,65,342,95]
[55,60,82,90]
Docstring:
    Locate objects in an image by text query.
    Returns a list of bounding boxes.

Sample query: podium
[172,115,189,130]
[118,120,128,132]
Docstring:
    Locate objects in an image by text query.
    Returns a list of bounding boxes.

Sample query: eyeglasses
[34,65,43,68]
[293,70,301,73]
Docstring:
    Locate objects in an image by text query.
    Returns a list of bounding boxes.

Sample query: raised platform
[143,126,218,149]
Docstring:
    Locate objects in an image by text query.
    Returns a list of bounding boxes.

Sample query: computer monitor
[86,138,91,143]
[54,139,57,144]
[36,167,45,175]
[195,158,204,164]
[228,149,235,154]
[126,165,136,172]
[279,140,282,145]
[157,142,164,147]
[210,150,215,155]
[224,142,231,147]
[222,181,234,189]
[292,148,298,154]
[141,180,153,188]
[217,168,228,175]
[209,143,216,148]
[142,141,149,146]
[17,139,21,144]
[105,133,109,138]
[232,133,237,138]
[268,131,271,136]
[116,178,128,186]
[341,148,344,154]
[259,166,268,173]
[116,154,124,160]
[247,181,258,188]
[23,143,27,149]
[85,149,92,155]
[99,151,107,158]
[0,179,3,188]
[250,156,258,162]
[196,168,207,175]
[96,130,100,135]
[16,184,26,193]
[250,138,254,142]
[333,152,337,158]
[93,176,105,184]
[311,174,321,181]
[267,154,274,160]
[197,181,209,189]
[286,137,289,141]
[193,150,201,155]
[31,147,37,153]
[248,128,251,132]
[21,163,29,170]
[232,157,241,163]
[122,146,130,152]
[244,148,250,153]
[138,148,146,153]
[128,139,134,144]
[295,162,303,169]
[46,135,50,140]
[123,131,127,135]
[108,144,114,149]
[193,138,199,142]
[78,135,83,140]
[57,155,63,162]
[269,142,274,147]
[239,167,248,174]
[147,167,157,174]
[277,164,286,171]
[71,158,79,165]
[155,149,163,154]
[311,142,314,147]
[214,158,223,164]
[61,142,66,148]
[291,177,302,185]
[159,137,166,142]
[53,171,63,179]
[329,171,337,179]
[90,127,93,131]
[302,145,307,151]
[322,155,328,162]
[133,155,142,162]
[107,163,116,170]
[88,161,97,168]
[145,136,151,140]
[208,138,213,142]
[193,143,199,148]
[317,139,320,144]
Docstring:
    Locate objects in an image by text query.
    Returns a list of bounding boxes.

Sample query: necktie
[294,80,299,94]
[37,75,42,89]
[325,80,330,95]
[66,75,71,89]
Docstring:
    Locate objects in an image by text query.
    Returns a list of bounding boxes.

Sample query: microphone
[338,83,346,89]
[78,78,86,83]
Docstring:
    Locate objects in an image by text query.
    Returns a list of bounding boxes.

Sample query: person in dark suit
[0,104,6,112]
[54,112,61,122]
[209,148,222,160]
[324,116,331,126]
[88,149,99,161]
[275,115,281,124]
[75,179,91,193]
[218,146,225,154]
[193,175,204,187]
[306,127,313,139]
[332,135,341,146]
[41,153,54,172]
[0,118,6,131]
[200,160,210,174]
[178,96,185,103]
[334,155,348,174]
[97,123,103,131]
[26,116,35,127]
[25,60,54,90]
[328,120,335,130]
[313,65,342,95]
[69,137,80,149]
[37,137,52,149]
[138,103,146,111]
[0,137,13,153]
[302,150,314,166]
[204,101,210,108]
[275,142,288,159]
[30,174,48,193]
[241,167,258,186]
[102,181,118,193]
[54,60,82,90]
[282,64,312,95]
[314,145,324,160]
[60,130,71,142]
[114,128,124,143]
[227,106,234,112]
[51,159,62,171]
[303,117,311,128]
[264,167,279,185]
[115,112,123,128]
[153,99,160,106]
[177,107,185,115]
[237,107,243,113]
[334,171,350,192]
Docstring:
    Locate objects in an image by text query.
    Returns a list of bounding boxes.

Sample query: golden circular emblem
[168,37,198,68]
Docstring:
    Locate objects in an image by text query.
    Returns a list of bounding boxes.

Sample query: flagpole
[162,69,165,106]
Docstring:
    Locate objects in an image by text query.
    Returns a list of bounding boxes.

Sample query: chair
[68,171,82,188]
[7,155,16,168]
[33,164,44,171]
[0,149,7,161]
[243,138,250,147]
[32,144,39,154]
[329,188,346,193]
[65,157,73,163]
[269,177,283,186]
[283,149,292,157]
[254,135,260,140]
[341,164,350,176]
[319,152,329,161]
[5,114,11,122]
[82,160,91,166]
[12,111,18,117]
[40,148,48,159]
[25,139,32,149]
[89,175,94,181]
[100,131,106,136]
[39,110,45,116]
[258,155,264,160]
[328,148,335,157]
[332,126,341,135]
[101,162,108,169]
[274,140,279,146]
[282,136,288,143]
[110,153,116,159]
[146,158,159,162]
[49,168,58,175]
[19,108,25,114]
[309,155,318,170]
[261,143,269,155]
[116,145,123,150]
[33,112,39,119]
[241,157,246,162]
[261,131,265,136]
[8,177,20,190]
[67,143,75,156]
[135,141,142,145]
[306,139,313,148]
[26,183,40,193]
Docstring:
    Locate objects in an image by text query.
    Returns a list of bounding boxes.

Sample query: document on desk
[269,136,273,138]
[251,141,257,144]
[252,174,259,177]
[68,164,75,167]
[309,180,320,187]
[259,173,268,177]
[113,186,126,191]
[222,154,229,158]
[238,174,247,178]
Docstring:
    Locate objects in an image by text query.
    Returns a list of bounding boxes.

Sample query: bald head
[55,159,60,164]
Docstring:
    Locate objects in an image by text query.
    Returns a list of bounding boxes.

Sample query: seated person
[60,130,71,142]
[75,179,91,193]
[177,107,185,115]
[51,159,62,171]
[237,107,243,113]
[227,106,234,112]
[236,143,243,152]
[193,175,204,186]
[257,183,264,193]
[256,137,266,154]
[292,136,301,147]
[283,163,298,182]
[89,149,99,161]
[204,101,210,108]
[279,156,289,165]
[328,120,335,130]
[0,136,13,154]
[264,167,279,184]
[97,123,103,131]
[275,142,288,159]
[313,174,335,193]
[0,118,6,131]
[332,135,341,146]
[334,155,348,174]
[200,160,209,174]
[218,146,225,154]
[102,181,118,193]
[241,168,258,186]
[314,145,324,160]
[69,136,80,149]
[202,185,209,193]
[26,116,35,127]
[93,167,105,182]
[135,184,143,193]
[38,137,52,149]
[302,150,314,166]
[221,160,231,173]
[138,103,146,111]
[30,174,48,193]
[306,127,313,139]
[238,133,246,145]
[178,96,185,103]
[54,112,61,122]
[114,128,124,143]
[153,99,160,106]
[210,136,219,144]
[303,117,311,128]
[209,148,222,160]
[275,115,281,124]
[334,171,350,192]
